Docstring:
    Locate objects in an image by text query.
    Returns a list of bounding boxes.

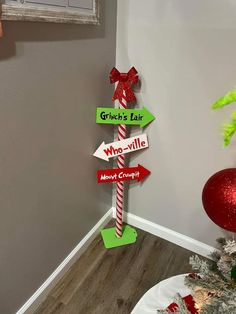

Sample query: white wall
[116,0,236,246]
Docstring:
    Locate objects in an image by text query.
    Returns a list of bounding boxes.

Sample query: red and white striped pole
[115,91,127,238]
[109,67,138,238]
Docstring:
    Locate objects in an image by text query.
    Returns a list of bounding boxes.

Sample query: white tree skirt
[131,274,191,314]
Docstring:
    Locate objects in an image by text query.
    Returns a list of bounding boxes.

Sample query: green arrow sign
[96,107,155,128]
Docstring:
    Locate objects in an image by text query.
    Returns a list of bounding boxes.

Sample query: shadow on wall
[0,1,105,60]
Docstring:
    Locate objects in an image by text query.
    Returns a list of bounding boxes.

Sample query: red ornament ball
[202,168,236,232]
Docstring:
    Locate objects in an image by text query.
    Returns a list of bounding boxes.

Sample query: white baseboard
[16,208,113,314]
[112,207,214,258]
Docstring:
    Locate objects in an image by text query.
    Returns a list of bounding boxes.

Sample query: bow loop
[110,67,139,102]
[127,67,138,84]
[109,67,120,84]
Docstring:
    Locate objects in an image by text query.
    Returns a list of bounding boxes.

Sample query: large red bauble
[202,168,236,232]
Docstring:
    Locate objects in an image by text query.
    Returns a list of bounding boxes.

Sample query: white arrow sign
[93,134,149,161]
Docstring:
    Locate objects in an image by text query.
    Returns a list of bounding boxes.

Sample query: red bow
[110,67,139,102]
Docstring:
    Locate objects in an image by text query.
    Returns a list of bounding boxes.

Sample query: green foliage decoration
[212,88,236,146]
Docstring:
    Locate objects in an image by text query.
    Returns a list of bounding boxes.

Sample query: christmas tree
[158,238,236,313]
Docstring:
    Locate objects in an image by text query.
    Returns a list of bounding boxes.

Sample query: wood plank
[34,220,195,314]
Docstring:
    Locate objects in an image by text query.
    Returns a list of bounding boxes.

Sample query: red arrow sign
[97,164,151,183]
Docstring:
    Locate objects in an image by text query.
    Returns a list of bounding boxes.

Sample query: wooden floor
[35,221,194,314]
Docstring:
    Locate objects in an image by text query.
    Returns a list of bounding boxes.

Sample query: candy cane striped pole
[116,91,127,238]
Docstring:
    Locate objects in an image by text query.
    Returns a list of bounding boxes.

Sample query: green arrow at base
[96,107,155,128]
